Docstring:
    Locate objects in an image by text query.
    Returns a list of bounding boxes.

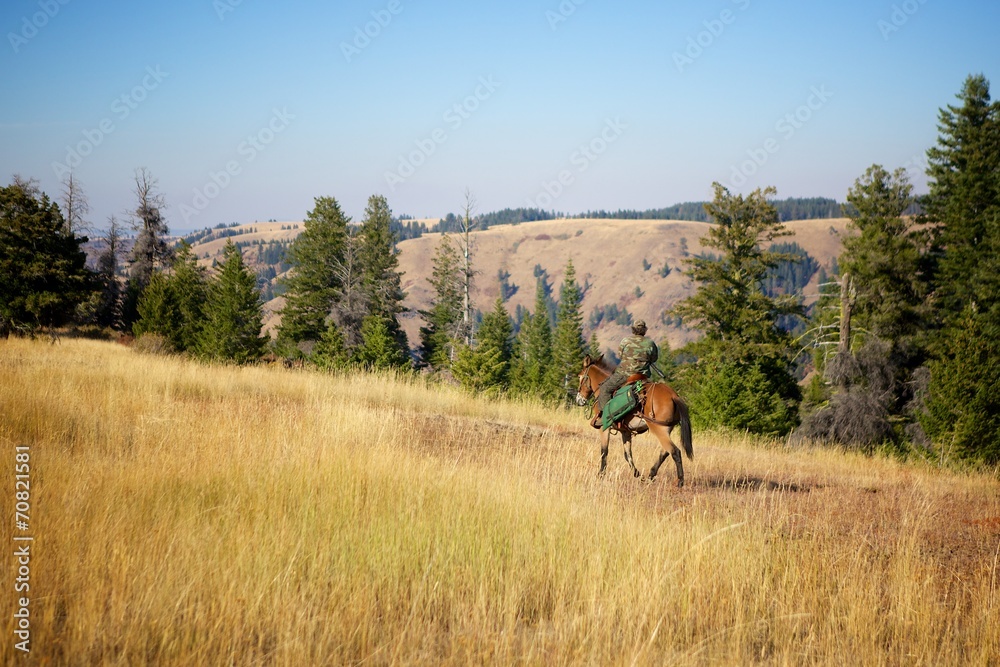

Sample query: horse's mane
[591,356,616,374]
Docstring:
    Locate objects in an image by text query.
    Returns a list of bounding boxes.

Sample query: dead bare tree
[60,172,90,235]
[457,188,479,347]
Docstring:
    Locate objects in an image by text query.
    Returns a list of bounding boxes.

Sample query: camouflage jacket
[618,334,658,375]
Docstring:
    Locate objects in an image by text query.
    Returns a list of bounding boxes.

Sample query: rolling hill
[181,216,852,354]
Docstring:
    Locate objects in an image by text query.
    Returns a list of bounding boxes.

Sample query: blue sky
[2,0,998,231]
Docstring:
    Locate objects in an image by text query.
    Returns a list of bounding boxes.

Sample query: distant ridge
[432,197,844,232]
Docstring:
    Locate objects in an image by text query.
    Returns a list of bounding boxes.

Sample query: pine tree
[919,306,1000,464]
[917,75,1000,461]
[588,333,601,360]
[313,320,350,371]
[551,259,586,403]
[513,277,557,399]
[354,314,410,371]
[198,241,265,364]
[278,197,350,351]
[673,184,803,435]
[924,74,1000,322]
[452,298,513,394]
[840,165,928,343]
[419,234,464,369]
[0,181,91,336]
[358,194,409,356]
[94,216,125,330]
[170,243,209,351]
[673,184,803,360]
[133,272,180,347]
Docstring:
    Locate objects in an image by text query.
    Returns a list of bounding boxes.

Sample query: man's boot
[591,404,604,429]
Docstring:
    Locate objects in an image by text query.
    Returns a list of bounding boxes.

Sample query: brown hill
[185,216,851,353]
[396,217,850,354]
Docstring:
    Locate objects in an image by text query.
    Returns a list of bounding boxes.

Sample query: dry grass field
[2,337,998,665]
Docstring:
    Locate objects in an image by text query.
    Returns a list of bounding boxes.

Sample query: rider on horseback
[593,320,658,428]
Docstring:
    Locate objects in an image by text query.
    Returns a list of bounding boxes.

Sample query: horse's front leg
[622,432,640,478]
[598,427,610,477]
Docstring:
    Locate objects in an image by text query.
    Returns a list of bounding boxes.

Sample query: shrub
[133,333,174,356]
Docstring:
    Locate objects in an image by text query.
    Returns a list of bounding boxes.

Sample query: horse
[576,355,693,486]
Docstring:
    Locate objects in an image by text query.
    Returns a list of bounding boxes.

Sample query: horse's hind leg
[648,424,684,487]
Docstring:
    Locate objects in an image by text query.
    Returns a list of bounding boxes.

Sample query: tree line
[668,74,1000,466]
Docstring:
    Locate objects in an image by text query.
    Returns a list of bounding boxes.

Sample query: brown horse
[576,355,693,486]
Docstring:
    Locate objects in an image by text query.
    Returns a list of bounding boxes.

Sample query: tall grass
[1,337,998,665]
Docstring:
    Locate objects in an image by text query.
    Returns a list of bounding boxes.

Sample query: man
[594,320,659,427]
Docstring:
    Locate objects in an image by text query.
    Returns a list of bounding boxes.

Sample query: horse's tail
[674,397,693,460]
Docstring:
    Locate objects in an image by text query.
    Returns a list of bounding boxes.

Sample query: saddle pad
[603,383,639,430]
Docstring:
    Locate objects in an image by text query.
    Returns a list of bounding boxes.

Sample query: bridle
[576,362,604,406]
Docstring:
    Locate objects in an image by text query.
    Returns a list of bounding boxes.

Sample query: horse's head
[575,354,603,406]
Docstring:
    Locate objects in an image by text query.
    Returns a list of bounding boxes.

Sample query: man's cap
[633,319,646,328]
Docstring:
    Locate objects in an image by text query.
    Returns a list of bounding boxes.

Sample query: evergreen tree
[673,184,803,435]
[674,184,803,359]
[170,243,209,351]
[358,194,409,356]
[924,74,1000,322]
[0,181,91,336]
[278,197,350,351]
[841,165,928,344]
[512,278,558,399]
[451,343,506,394]
[419,234,464,369]
[94,216,125,330]
[133,272,180,347]
[313,320,350,371]
[452,298,514,393]
[916,75,1000,462]
[919,306,1000,464]
[197,241,265,364]
[587,332,601,361]
[551,259,586,403]
[354,313,410,371]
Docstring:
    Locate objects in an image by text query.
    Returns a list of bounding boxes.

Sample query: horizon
[3,0,998,230]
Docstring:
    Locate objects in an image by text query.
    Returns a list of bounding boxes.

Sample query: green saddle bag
[602,381,642,430]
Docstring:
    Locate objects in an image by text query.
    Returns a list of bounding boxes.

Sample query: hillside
[2,337,997,664]
[396,217,850,354]
[180,216,851,353]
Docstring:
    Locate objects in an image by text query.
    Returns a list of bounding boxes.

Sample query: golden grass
[2,338,998,665]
